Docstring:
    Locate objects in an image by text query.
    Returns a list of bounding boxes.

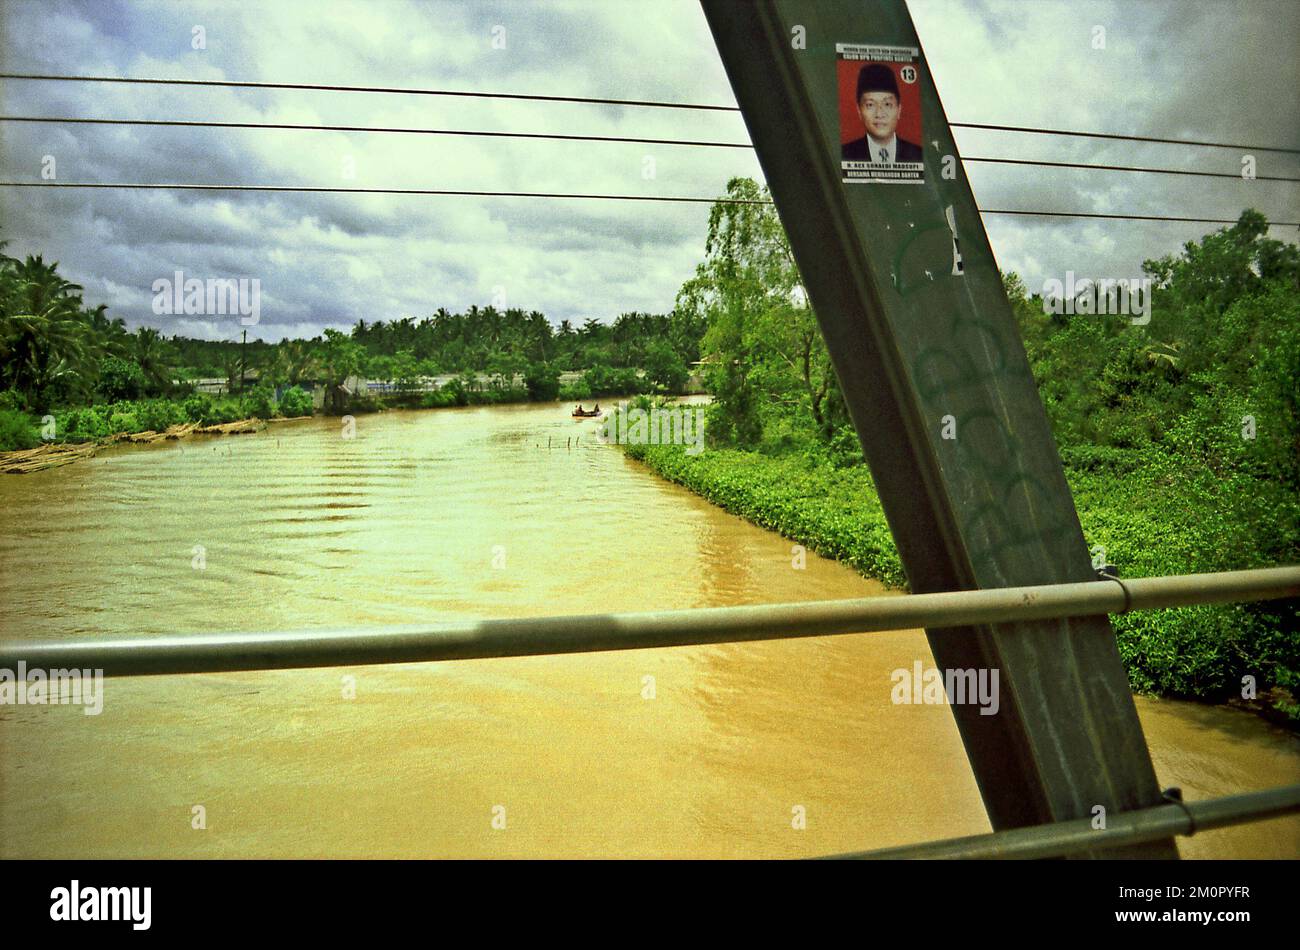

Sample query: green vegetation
[675,177,852,448]
[626,441,905,586]
[627,181,1299,718]
[50,391,304,442]
[0,238,696,445]
[347,308,701,385]
[0,243,178,414]
[4,186,1295,717]
[278,385,314,417]
[0,406,39,451]
[1007,211,1299,711]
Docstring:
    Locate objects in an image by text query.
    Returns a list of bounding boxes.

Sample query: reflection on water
[0,403,1296,857]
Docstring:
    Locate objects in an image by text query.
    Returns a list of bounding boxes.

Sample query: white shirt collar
[868,134,897,163]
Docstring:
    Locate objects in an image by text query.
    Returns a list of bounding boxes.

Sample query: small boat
[571,408,602,418]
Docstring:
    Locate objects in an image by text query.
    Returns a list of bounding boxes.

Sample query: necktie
[878,147,888,163]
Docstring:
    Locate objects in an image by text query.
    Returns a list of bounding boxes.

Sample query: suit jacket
[841,135,923,163]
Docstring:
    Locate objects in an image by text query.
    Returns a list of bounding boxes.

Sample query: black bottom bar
[11,858,1294,936]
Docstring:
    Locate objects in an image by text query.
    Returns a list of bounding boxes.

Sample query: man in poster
[842,62,922,164]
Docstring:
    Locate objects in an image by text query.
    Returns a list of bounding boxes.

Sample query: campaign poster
[837,43,924,184]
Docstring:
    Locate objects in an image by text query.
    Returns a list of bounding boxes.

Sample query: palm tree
[86,304,130,358]
[0,254,94,407]
[219,347,243,394]
[132,326,171,393]
[280,339,321,386]
[526,310,551,361]
[1145,340,1183,368]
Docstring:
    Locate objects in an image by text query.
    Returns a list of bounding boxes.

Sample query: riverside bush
[132,399,186,431]
[559,381,593,401]
[182,393,209,422]
[199,398,247,426]
[243,383,278,419]
[278,386,314,417]
[626,443,907,588]
[57,407,108,442]
[0,408,39,451]
[626,440,1299,717]
[418,389,458,409]
[583,364,642,397]
[1071,460,1299,704]
[107,410,139,433]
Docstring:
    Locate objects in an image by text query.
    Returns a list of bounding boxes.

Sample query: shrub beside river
[0,385,315,449]
[626,440,1299,719]
[635,186,1299,721]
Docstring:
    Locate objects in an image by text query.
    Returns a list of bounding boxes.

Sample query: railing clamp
[1096,564,1133,613]
[1162,787,1197,836]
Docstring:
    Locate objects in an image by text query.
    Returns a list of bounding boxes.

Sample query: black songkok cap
[856,63,900,101]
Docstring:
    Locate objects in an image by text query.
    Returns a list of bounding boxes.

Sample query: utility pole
[703,0,1177,857]
[240,328,247,392]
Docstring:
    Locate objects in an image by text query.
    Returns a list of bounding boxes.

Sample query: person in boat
[575,404,584,414]
[593,402,600,412]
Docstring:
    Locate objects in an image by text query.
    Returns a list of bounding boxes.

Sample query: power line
[963,155,1299,183]
[951,121,1300,156]
[6,181,1296,226]
[0,181,770,204]
[981,209,1300,227]
[0,115,754,150]
[5,72,1298,155]
[0,72,742,113]
[7,116,1296,182]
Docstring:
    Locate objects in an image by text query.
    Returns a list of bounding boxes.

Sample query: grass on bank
[625,440,1299,720]
[0,385,315,449]
[0,370,653,452]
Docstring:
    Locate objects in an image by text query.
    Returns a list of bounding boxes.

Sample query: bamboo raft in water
[124,422,202,444]
[0,418,264,474]
[195,418,266,435]
[0,441,99,474]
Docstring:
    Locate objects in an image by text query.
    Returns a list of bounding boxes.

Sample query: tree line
[0,243,705,420]
[682,179,1298,496]
[661,178,1298,714]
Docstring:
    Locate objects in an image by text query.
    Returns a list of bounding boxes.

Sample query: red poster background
[837,59,922,148]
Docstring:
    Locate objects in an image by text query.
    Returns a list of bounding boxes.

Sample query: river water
[1,403,1296,858]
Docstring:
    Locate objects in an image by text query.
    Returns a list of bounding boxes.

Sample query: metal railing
[3,564,1298,858]
[829,786,1300,859]
[3,566,1296,677]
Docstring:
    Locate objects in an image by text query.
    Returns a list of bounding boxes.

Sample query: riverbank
[0,417,299,473]
[624,441,1300,723]
[0,382,657,461]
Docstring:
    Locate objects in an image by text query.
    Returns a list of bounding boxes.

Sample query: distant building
[186,368,261,395]
[189,377,229,395]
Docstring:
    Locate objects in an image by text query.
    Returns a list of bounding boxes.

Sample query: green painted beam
[701,0,1179,857]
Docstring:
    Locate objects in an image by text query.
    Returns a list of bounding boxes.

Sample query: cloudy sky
[1,0,1297,342]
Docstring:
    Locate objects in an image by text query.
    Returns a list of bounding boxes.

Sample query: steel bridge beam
[701,0,1184,856]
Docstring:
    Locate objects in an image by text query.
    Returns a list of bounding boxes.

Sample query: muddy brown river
[1,403,1296,857]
